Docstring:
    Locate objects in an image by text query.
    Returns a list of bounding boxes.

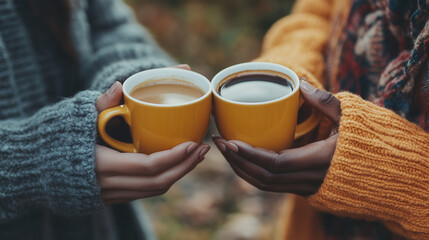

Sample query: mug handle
[294,95,322,139]
[98,105,135,152]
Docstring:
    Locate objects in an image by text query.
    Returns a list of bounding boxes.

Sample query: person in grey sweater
[0,0,210,239]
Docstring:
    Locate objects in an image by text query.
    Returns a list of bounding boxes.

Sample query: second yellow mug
[212,62,321,152]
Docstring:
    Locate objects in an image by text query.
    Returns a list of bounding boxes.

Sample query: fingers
[300,80,341,124]
[102,189,166,204]
[213,137,333,173]
[213,138,274,168]
[104,199,134,205]
[99,144,210,191]
[96,141,199,176]
[96,81,123,113]
[229,164,322,195]
[171,64,191,70]
[212,135,336,195]
[222,146,327,183]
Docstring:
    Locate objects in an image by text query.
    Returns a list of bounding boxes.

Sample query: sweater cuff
[308,92,429,239]
[0,90,104,220]
[44,90,104,215]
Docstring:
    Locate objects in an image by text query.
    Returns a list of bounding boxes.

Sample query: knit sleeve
[308,92,429,240]
[0,90,104,221]
[254,0,339,89]
[80,0,175,93]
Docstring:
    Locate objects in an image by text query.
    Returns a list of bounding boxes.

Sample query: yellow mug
[212,62,321,152]
[98,68,212,154]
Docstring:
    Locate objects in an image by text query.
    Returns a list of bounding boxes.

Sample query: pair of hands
[213,80,342,196]
[95,66,342,204]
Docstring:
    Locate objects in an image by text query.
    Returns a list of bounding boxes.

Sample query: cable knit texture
[256,0,429,239]
[309,92,429,239]
[0,0,173,239]
[0,90,102,219]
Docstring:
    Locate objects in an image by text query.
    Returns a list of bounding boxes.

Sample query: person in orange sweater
[213,0,429,239]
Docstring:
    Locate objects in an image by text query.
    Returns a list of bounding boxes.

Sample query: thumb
[171,64,191,71]
[96,81,123,113]
[300,80,341,124]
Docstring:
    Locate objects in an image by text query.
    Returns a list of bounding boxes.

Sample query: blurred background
[126,0,294,78]
[125,0,295,239]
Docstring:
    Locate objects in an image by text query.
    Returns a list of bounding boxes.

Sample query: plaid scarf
[323,0,429,239]
[328,0,429,130]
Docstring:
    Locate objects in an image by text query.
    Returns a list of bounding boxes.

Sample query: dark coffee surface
[219,74,293,103]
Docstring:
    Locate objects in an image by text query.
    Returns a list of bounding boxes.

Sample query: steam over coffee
[130,79,205,105]
[218,74,293,103]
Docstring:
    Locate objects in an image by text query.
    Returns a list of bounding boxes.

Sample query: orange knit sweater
[256,0,429,239]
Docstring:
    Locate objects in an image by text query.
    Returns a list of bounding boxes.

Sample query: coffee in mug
[218,74,293,103]
[130,79,205,105]
[212,62,321,152]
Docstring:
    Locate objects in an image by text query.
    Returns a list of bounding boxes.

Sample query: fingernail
[199,145,210,159]
[300,80,316,93]
[107,81,119,96]
[186,143,198,154]
[177,64,190,68]
[213,139,226,152]
[212,135,221,141]
[225,142,239,153]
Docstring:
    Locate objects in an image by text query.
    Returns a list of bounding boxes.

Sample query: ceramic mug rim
[211,62,300,106]
[123,67,212,108]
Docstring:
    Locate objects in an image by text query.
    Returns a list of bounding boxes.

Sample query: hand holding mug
[98,66,212,154]
[213,81,341,196]
[95,78,210,205]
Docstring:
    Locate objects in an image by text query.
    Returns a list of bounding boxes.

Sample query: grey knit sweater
[0,0,174,239]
